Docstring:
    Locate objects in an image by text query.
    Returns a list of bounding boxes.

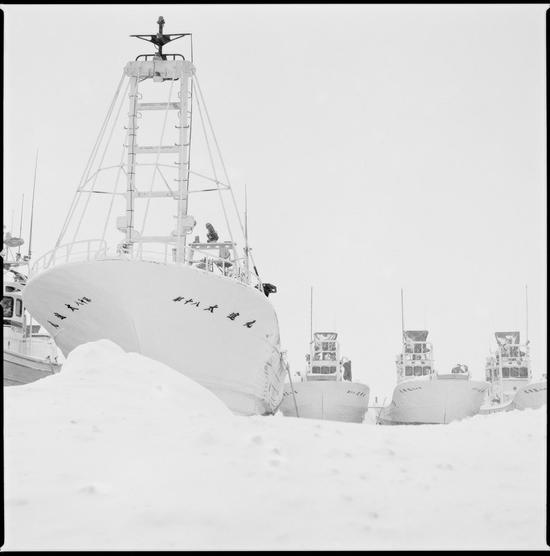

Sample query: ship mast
[126,17,194,262]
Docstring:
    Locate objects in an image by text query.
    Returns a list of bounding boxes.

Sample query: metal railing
[29,238,261,289]
[30,239,109,277]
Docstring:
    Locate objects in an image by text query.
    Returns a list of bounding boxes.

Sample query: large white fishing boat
[22,17,286,415]
[378,329,489,425]
[481,331,546,414]
[3,229,62,386]
[278,332,370,422]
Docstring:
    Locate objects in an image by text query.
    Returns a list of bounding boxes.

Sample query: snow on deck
[4,340,547,550]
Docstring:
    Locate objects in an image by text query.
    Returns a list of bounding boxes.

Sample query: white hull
[3,349,61,386]
[513,381,547,411]
[23,259,286,415]
[378,376,489,425]
[278,381,370,423]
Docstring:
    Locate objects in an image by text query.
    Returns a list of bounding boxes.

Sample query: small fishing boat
[480,287,546,414]
[3,228,62,387]
[278,332,370,422]
[378,291,488,425]
[481,331,546,414]
[278,289,370,422]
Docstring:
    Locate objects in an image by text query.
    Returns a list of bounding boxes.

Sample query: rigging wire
[56,71,126,247]
[194,79,234,247]
[194,75,262,283]
[70,71,129,249]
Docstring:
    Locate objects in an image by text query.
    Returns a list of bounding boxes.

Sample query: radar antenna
[130,16,190,59]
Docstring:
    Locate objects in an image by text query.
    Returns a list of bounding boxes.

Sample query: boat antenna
[244,184,250,276]
[27,150,39,260]
[310,286,314,343]
[401,288,405,341]
[130,16,190,59]
[17,194,24,257]
[525,284,529,345]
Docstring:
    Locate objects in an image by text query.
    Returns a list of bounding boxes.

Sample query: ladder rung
[135,145,182,154]
[136,102,182,111]
[135,191,177,199]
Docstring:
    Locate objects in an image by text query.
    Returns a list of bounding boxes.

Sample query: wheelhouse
[485,331,531,403]
[305,332,343,381]
[2,278,25,328]
[396,330,435,382]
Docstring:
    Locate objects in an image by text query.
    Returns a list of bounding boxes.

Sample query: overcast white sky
[3,4,547,400]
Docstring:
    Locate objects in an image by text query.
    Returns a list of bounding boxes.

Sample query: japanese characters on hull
[173,295,256,328]
[47,294,258,333]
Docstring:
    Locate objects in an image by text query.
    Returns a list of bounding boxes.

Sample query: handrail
[30,239,109,277]
[29,238,262,289]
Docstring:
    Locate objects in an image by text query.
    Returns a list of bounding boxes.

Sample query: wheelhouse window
[405,366,413,376]
[422,366,431,375]
[2,296,14,318]
[510,368,519,378]
[15,298,23,317]
[502,367,510,378]
[312,365,336,375]
[519,367,528,378]
[414,366,422,376]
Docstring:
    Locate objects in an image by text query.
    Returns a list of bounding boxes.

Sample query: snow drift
[3,340,547,550]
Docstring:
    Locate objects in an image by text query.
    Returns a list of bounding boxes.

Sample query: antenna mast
[130,16,190,60]
[401,288,405,340]
[310,286,313,343]
[244,185,250,277]
[525,284,529,345]
[17,194,24,257]
[27,151,39,260]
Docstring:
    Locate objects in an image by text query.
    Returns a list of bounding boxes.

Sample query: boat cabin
[303,332,350,382]
[485,331,531,404]
[396,330,435,382]
[3,273,41,336]
[3,274,25,328]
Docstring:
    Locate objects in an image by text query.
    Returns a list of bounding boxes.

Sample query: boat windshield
[311,365,337,375]
[502,367,529,379]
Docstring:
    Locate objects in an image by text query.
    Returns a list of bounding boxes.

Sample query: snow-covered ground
[4,340,547,550]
